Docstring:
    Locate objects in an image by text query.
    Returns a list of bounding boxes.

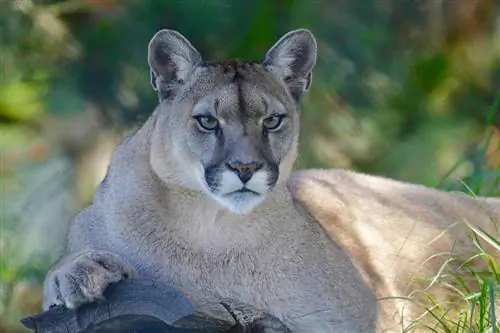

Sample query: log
[20,278,237,333]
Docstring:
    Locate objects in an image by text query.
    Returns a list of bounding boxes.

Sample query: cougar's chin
[203,170,271,214]
[211,191,266,214]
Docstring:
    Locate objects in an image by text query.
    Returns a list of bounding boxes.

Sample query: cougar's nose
[226,160,263,183]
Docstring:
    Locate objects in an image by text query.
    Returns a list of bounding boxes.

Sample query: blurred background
[1,0,499,331]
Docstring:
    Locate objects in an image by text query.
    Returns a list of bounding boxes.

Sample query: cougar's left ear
[263,29,317,102]
[148,29,203,100]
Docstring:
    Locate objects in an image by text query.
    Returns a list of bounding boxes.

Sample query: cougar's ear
[263,29,317,101]
[148,29,203,99]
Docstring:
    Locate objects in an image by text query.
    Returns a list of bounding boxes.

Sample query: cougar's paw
[222,301,291,333]
[43,250,137,310]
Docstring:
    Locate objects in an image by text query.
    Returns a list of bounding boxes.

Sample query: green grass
[401,228,500,333]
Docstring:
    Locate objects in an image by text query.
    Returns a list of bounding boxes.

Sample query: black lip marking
[227,187,259,196]
[204,164,220,192]
[266,163,279,188]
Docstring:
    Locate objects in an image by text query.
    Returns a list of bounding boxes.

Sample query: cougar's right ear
[148,29,203,99]
[263,29,317,102]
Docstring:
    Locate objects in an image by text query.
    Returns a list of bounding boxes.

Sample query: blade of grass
[488,279,496,333]
[463,220,500,253]
[479,281,488,333]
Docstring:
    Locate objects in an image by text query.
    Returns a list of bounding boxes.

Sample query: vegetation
[0,0,498,332]
[392,102,500,332]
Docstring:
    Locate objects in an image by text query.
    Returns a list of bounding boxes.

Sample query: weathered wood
[20,279,235,333]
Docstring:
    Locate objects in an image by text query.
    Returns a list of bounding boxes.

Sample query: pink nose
[226,161,263,183]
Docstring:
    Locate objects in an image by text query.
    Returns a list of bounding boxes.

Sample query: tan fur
[43,29,500,333]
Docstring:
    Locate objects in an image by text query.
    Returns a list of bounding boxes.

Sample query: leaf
[0,81,45,121]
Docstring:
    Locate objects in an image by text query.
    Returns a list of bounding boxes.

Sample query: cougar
[43,28,500,332]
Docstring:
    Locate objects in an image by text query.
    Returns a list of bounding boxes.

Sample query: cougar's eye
[194,115,219,132]
[262,115,285,132]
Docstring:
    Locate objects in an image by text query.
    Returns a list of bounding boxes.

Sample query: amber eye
[262,115,285,131]
[194,115,219,132]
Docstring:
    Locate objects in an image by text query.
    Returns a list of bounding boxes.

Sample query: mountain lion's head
[148,29,317,214]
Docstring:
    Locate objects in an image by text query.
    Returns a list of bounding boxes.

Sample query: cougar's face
[176,72,298,213]
[148,29,316,214]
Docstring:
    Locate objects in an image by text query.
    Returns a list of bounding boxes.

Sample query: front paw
[222,301,291,333]
[43,250,137,310]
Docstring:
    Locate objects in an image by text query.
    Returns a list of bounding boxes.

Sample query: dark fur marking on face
[205,117,227,182]
[213,125,226,161]
[233,72,249,136]
[213,98,220,115]
[259,130,280,185]
[204,164,221,192]
[267,162,280,187]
